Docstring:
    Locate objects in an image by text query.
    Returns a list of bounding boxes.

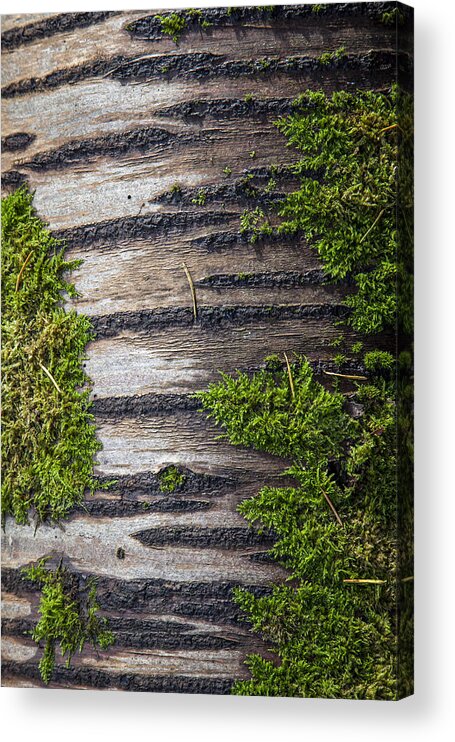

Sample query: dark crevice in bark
[131,525,277,551]
[91,304,349,339]
[1,11,119,50]
[2,50,410,99]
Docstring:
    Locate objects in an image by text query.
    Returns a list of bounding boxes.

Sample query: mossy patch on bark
[196,354,399,699]
[1,187,106,525]
[21,558,114,684]
[243,86,413,336]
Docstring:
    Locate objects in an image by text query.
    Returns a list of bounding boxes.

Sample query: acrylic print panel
[1,2,414,699]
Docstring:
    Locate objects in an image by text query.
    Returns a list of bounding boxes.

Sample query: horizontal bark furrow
[18,127,185,171]
[76,498,214,518]
[2,568,271,622]
[92,393,200,418]
[91,304,348,339]
[126,3,399,41]
[1,11,119,50]
[1,661,234,694]
[1,170,27,189]
[55,211,237,248]
[1,132,35,151]
[1,50,407,99]
[131,526,276,551]
[2,616,252,651]
[157,96,297,122]
[95,470,234,497]
[196,270,328,288]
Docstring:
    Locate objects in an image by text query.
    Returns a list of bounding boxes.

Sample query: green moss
[196,360,355,466]
[244,93,254,104]
[1,187,108,525]
[156,9,214,42]
[381,7,405,26]
[264,177,277,194]
[239,172,257,197]
[329,333,344,349]
[22,558,114,684]
[187,8,202,21]
[191,189,207,206]
[156,12,188,43]
[223,166,232,177]
[333,353,347,368]
[158,465,186,493]
[241,87,413,335]
[351,341,364,354]
[196,355,398,699]
[318,46,346,65]
[240,207,272,243]
[363,350,395,372]
[257,58,271,70]
[196,77,413,699]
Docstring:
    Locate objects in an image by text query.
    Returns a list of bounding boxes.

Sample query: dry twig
[39,362,62,394]
[322,490,343,527]
[343,578,386,585]
[15,250,34,292]
[323,370,367,381]
[182,262,198,321]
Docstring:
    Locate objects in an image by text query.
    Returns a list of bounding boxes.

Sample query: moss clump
[318,46,346,65]
[156,12,188,43]
[156,9,213,43]
[22,558,114,684]
[158,465,186,493]
[240,207,272,243]
[196,355,399,699]
[243,87,413,335]
[170,182,182,195]
[191,189,207,206]
[333,352,347,368]
[1,187,106,525]
[364,350,395,372]
[196,79,412,699]
[351,341,364,354]
[381,7,405,26]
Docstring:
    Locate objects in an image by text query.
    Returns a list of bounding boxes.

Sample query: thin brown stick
[378,123,400,135]
[343,579,386,585]
[283,352,295,400]
[401,576,414,583]
[322,490,343,527]
[182,262,198,321]
[39,362,62,394]
[323,370,367,381]
[360,208,385,244]
[15,250,34,292]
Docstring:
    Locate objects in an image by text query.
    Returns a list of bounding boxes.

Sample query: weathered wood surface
[1,5,404,692]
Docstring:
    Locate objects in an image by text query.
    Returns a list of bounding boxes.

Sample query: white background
[1,0,454,740]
